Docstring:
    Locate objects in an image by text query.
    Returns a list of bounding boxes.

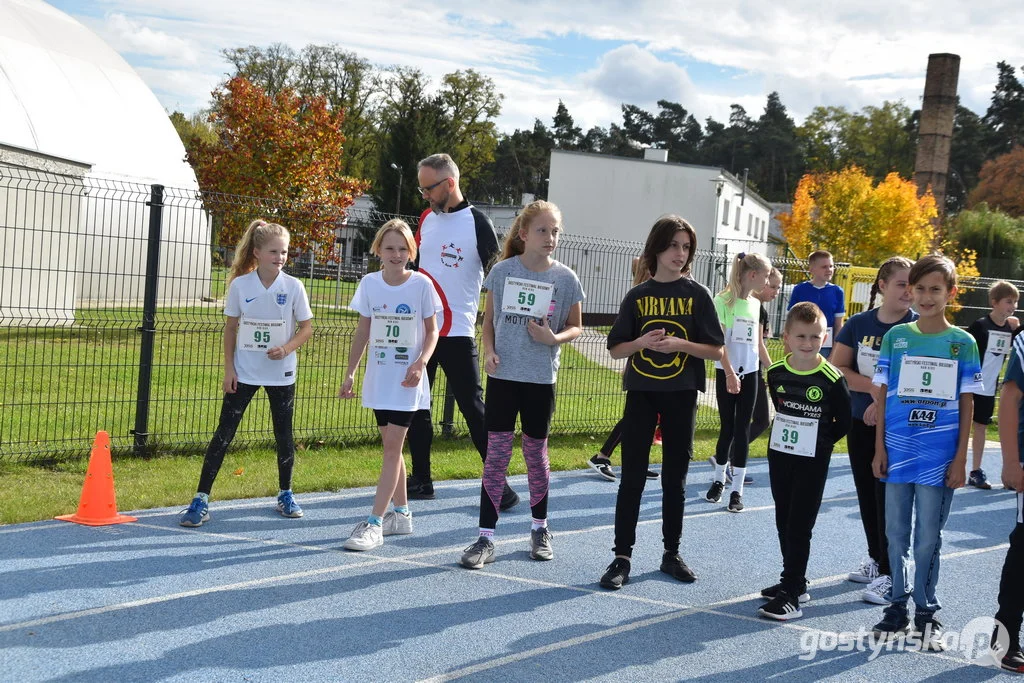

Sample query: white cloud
[101,13,199,65]
[55,0,1024,133]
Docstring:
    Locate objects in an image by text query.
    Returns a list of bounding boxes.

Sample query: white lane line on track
[415,541,1011,682]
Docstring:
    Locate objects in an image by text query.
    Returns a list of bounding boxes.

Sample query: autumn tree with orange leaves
[968,146,1024,217]
[186,76,369,258]
[780,166,938,265]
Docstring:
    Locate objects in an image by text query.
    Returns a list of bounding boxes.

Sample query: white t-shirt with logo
[224,270,313,386]
[350,271,442,411]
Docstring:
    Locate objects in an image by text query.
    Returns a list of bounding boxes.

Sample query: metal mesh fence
[3,162,1023,462]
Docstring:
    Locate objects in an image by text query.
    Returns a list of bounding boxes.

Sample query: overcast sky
[52,0,1024,133]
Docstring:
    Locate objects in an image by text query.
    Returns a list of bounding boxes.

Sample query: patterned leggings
[479,377,555,530]
[197,382,296,495]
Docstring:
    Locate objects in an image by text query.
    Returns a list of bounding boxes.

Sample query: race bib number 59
[502,277,554,318]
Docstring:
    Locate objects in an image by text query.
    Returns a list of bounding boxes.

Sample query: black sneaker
[872,606,910,638]
[660,552,697,583]
[499,483,520,512]
[759,590,803,621]
[727,491,744,513]
[760,582,811,603]
[406,475,435,500]
[600,557,631,590]
[705,480,725,503]
[1000,645,1024,673]
[914,615,946,651]
[646,469,659,479]
[588,454,616,481]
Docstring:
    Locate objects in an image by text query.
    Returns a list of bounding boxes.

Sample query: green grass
[0,430,770,525]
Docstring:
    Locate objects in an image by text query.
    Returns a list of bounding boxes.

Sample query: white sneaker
[862,574,892,605]
[343,521,383,551]
[848,556,879,583]
[382,510,413,536]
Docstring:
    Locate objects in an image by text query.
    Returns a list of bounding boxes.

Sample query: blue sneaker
[277,490,303,518]
[179,496,209,527]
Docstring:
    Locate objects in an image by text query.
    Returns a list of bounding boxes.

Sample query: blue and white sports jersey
[872,322,982,486]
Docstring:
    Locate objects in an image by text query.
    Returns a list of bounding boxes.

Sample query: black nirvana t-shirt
[608,277,724,392]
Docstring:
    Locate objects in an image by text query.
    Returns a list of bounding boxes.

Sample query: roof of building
[0,0,198,187]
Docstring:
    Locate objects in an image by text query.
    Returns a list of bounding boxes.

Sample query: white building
[548,148,773,315]
[0,0,210,325]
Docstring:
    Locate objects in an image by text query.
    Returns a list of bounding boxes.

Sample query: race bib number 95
[239,318,286,352]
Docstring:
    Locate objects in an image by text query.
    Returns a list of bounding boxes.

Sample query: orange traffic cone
[56,431,137,526]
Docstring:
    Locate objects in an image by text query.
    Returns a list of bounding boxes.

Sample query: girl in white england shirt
[340,220,441,551]
[180,220,313,527]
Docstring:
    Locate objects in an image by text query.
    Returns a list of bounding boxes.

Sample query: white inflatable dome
[0,0,198,186]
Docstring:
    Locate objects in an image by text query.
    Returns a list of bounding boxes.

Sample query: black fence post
[133,184,164,456]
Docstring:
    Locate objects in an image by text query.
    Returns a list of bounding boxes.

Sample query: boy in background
[787,251,845,359]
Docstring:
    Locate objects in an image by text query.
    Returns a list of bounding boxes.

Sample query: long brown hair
[642,215,697,278]
[867,256,913,310]
[228,219,289,284]
[501,200,562,261]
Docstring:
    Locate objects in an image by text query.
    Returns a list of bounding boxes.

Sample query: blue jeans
[885,482,955,617]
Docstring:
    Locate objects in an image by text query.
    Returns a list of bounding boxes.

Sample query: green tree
[750,92,803,201]
[984,61,1024,155]
[169,110,217,150]
[797,106,850,172]
[842,101,915,180]
[948,104,992,213]
[221,43,297,97]
[945,203,1024,280]
[552,100,582,150]
[437,69,503,191]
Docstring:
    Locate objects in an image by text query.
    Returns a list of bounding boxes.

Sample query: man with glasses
[406,153,519,510]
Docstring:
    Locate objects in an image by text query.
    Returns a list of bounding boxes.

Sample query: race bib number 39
[769,413,819,458]
[239,318,287,352]
[371,313,415,348]
[502,277,554,318]
[896,356,958,401]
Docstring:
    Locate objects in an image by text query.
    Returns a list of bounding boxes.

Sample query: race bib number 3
[769,413,819,458]
[896,356,958,401]
[731,316,757,346]
[239,318,287,352]
[502,277,554,318]
[371,313,415,348]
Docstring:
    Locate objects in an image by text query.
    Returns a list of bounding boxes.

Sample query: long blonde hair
[229,219,289,284]
[719,252,771,306]
[501,200,562,261]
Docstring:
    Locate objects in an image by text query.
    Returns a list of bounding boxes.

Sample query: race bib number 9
[502,277,554,318]
[731,316,757,346]
[239,318,287,352]
[896,356,958,401]
[769,413,819,458]
[371,313,415,348]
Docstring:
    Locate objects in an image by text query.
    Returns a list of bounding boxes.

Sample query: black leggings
[768,450,831,596]
[613,390,696,558]
[749,370,771,442]
[197,382,296,495]
[996,511,1024,645]
[847,418,890,575]
[713,369,758,468]
[407,336,488,480]
[479,378,555,529]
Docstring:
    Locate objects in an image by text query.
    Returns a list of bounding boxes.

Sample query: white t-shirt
[350,271,442,411]
[224,271,313,386]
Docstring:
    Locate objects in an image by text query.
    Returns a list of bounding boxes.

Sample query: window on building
[735,206,741,231]
[722,199,730,224]
[747,215,753,236]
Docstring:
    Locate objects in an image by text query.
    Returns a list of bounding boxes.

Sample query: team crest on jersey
[806,386,823,402]
[395,304,412,314]
[950,342,961,358]
[894,338,908,349]
[276,293,287,305]
[440,242,464,268]
[908,409,937,425]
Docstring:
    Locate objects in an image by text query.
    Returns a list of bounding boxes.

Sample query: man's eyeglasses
[417,177,450,195]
